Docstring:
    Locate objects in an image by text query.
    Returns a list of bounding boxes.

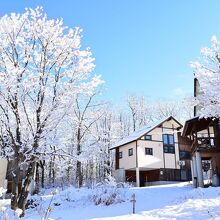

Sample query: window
[169,146,175,154]
[163,134,175,154]
[163,146,169,153]
[128,148,133,156]
[179,151,191,160]
[144,135,152,140]
[163,134,168,144]
[164,146,175,154]
[145,147,153,155]
[169,135,174,145]
[119,152,122,159]
[163,134,174,145]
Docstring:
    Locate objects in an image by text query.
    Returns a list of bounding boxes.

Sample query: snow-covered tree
[0,7,102,215]
[126,94,151,131]
[190,36,220,118]
[93,108,121,180]
[70,91,106,187]
[152,100,181,120]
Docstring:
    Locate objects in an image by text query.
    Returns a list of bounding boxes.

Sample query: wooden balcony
[191,137,219,153]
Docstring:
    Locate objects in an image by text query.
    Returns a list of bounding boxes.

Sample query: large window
[128,148,133,156]
[163,134,175,154]
[145,147,153,155]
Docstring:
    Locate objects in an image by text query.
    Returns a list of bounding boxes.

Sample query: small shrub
[26,198,40,209]
[90,175,129,206]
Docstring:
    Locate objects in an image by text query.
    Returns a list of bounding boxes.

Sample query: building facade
[111,116,191,187]
[182,78,220,187]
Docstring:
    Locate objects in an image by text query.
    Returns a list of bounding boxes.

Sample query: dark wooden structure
[125,168,191,187]
[182,117,220,176]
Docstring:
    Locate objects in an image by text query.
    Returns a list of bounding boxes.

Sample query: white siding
[137,139,164,168]
[118,142,136,169]
[0,159,7,188]
[118,118,181,170]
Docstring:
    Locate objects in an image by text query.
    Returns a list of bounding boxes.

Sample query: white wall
[137,119,180,169]
[137,139,164,168]
[118,142,136,169]
[164,152,178,169]
[118,118,181,170]
[0,159,7,188]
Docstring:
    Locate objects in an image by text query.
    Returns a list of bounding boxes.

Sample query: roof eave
[109,140,137,150]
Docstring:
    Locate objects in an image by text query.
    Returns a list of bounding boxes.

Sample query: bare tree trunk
[84,162,88,187]
[35,163,40,194]
[66,166,70,184]
[99,163,102,181]
[88,160,93,187]
[76,126,83,187]
[104,144,111,177]
[95,161,99,183]
[17,162,36,216]
[76,160,82,187]
[52,165,55,185]
[11,158,20,211]
[49,159,55,186]
[132,113,136,132]
[49,146,56,186]
[39,160,45,188]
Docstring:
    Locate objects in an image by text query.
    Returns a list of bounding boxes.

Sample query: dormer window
[144,135,152,140]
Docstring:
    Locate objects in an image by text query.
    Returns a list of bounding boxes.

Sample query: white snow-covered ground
[1,182,220,219]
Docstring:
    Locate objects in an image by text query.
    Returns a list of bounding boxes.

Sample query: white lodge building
[110,116,191,187]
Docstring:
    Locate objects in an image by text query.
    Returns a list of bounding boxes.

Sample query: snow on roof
[110,116,182,149]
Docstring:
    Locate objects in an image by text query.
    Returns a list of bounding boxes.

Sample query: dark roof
[182,116,214,137]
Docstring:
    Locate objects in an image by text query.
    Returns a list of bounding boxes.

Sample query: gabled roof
[110,116,182,150]
[182,116,214,137]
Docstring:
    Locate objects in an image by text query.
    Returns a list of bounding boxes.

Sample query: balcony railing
[191,137,218,152]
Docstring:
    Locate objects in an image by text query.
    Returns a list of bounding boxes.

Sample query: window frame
[119,151,123,159]
[128,148,133,156]
[168,146,175,154]
[168,134,174,145]
[144,135,152,140]
[145,147,153,155]
[163,134,175,154]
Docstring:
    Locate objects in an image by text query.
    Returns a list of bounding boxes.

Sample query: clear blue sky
[1,1,220,103]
